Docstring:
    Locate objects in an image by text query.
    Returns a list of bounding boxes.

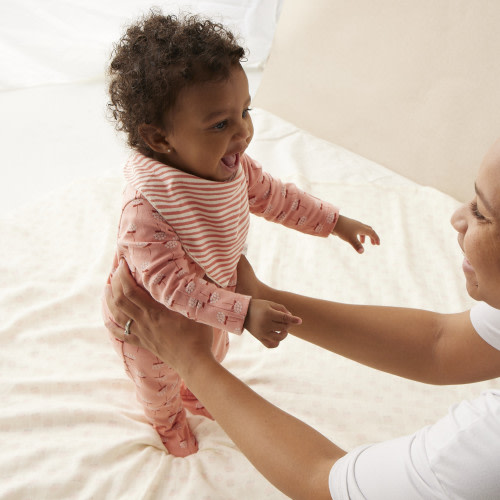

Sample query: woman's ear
[138,124,171,154]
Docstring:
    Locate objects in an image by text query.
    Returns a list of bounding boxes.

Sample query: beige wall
[255,0,500,201]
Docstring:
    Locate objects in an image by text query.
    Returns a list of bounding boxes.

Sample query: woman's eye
[470,201,487,221]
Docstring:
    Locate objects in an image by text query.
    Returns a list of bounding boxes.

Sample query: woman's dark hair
[107,10,246,155]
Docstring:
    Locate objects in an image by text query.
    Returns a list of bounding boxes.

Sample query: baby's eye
[242,107,253,118]
[214,120,227,130]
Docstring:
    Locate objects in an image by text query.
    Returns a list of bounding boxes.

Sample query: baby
[102,10,379,457]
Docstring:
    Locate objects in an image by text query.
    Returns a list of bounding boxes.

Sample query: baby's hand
[244,298,302,348]
[332,215,380,253]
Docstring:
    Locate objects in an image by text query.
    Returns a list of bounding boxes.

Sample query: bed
[2,1,500,499]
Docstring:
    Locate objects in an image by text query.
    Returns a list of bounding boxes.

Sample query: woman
[105,138,500,499]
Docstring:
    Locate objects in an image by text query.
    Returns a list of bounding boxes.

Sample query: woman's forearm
[177,353,343,500]
[259,284,448,384]
[235,255,449,384]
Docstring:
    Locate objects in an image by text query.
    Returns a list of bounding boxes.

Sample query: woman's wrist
[153,319,217,379]
[236,255,266,298]
[176,349,219,389]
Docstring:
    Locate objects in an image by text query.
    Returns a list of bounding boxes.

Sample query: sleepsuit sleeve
[244,155,339,237]
[117,192,250,334]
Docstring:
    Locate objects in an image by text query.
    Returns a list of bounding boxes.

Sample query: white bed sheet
[2,107,499,499]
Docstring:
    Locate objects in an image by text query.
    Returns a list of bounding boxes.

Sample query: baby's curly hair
[107,10,246,156]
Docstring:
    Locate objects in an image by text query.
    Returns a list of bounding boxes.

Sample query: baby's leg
[180,381,213,419]
[180,328,229,419]
[109,332,198,457]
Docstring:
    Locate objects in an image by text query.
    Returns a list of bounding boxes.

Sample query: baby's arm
[244,298,301,348]
[119,193,298,345]
[244,155,379,252]
[245,156,338,236]
[119,194,249,334]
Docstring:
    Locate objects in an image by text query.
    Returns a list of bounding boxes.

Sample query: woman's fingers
[104,284,129,326]
[109,265,143,322]
[104,285,142,345]
[115,260,158,312]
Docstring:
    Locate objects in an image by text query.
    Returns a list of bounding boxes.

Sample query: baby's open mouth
[221,152,240,168]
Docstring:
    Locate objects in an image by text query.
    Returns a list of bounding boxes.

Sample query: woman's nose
[451,203,467,234]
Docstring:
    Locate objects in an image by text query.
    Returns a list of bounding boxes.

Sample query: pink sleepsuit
[103,152,339,456]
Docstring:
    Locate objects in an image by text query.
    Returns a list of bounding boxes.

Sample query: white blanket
[2,108,498,499]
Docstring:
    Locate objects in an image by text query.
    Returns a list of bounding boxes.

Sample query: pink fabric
[106,325,228,457]
[103,153,340,455]
[124,152,250,288]
[244,155,339,237]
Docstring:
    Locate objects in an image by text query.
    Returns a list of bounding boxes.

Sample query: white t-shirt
[329,301,500,499]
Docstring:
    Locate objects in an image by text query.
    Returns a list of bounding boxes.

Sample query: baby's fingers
[269,303,302,326]
[366,227,381,245]
[274,330,289,342]
[348,235,365,254]
[262,330,288,349]
[354,227,380,252]
[261,338,280,349]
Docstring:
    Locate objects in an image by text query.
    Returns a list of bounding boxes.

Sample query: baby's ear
[138,123,171,154]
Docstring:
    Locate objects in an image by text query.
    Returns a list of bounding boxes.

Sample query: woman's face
[451,139,500,308]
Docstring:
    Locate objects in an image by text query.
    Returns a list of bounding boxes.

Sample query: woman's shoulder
[470,301,500,351]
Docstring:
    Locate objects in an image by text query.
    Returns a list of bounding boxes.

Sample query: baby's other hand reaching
[244,298,302,349]
[332,215,380,253]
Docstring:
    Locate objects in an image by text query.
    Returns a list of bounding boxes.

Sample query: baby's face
[161,65,253,182]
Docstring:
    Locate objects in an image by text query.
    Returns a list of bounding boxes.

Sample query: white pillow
[0,0,282,90]
[191,1,283,68]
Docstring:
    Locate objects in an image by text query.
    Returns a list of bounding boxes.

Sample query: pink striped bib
[124,153,250,287]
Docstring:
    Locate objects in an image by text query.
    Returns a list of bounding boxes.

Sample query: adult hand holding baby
[105,260,214,373]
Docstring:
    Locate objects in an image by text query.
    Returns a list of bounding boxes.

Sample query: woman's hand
[105,260,214,374]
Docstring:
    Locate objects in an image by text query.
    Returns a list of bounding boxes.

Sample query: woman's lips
[462,256,475,274]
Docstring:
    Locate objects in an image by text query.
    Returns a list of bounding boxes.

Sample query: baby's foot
[155,421,198,457]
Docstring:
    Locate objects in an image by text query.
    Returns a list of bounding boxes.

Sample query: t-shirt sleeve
[329,390,500,499]
[470,301,500,351]
[328,436,445,500]
[329,305,500,499]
